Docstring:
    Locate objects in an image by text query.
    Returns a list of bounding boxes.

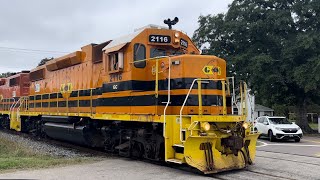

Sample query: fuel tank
[43,122,89,145]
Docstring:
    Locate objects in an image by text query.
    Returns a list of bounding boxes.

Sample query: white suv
[254,116,303,142]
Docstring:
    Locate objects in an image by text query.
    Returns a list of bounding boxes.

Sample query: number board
[149,35,171,43]
[180,38,188,48]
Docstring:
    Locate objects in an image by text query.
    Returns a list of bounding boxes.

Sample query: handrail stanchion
[240,82,243,116]
[231,77,236,115]
[179,79,197,142]
[155,58,159,98]
[179,78,226,142]
[197,79,202,116]
[163,57,171,137]
[222,80,227,115]
[243,82,247,116]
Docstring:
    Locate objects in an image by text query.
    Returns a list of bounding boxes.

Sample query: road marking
[268,144,320,147]
[303,139,320,144]
[257,141,320,148]
[257,141,268,147]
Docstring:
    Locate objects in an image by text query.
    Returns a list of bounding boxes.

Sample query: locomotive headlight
[242,122,249,129]
[174,38,179,44]
[174,32,180,38]
[201,122,211,131]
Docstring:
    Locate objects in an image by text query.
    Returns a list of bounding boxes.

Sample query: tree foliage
[38,57,54,66]
[0,72,16,78]
[193,0,320,132]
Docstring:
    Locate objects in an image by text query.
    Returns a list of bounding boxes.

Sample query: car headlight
[297,127,301,131]
[275,127,282,131]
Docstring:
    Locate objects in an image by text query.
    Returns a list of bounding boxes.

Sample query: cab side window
[134,43,146,68]
[107,52,124,73]
[108,53,119,71]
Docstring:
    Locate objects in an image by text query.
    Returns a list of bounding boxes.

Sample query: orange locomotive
[0,19,258,174]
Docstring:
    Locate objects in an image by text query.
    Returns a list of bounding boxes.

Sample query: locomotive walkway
[0,136,319,180]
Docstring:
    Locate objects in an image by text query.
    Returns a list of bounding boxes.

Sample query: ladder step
[173,144,184,148]
[166,159,183,164]
[172,144,184,154]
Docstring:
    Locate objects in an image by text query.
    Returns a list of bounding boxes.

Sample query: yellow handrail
[222,80,227,115]
[197,79,202,116]
[243,82,247,116]
[240,82,243,115]
[129,55,170,98]
[155,58,159,98]
[179,78,226,142]
[129,56,168,64]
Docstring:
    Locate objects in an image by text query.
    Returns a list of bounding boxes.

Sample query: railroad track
[257,149,320,159]
[245,169,297,180]
[207,168,298,180]
[256,154,320,166]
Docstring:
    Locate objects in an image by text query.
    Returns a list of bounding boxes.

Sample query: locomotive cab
[100,25,229,116]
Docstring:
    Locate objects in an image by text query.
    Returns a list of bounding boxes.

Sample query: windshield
[150,48,184,58]
[269,118,291,124]
[150,48,166,58]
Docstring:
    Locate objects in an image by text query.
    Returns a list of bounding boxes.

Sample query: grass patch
[309,123,318,130]
[0,137,94,172]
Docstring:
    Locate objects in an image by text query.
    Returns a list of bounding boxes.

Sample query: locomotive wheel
[131,141,144,159]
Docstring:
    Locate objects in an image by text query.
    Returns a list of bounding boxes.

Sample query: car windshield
[269,118,291,124]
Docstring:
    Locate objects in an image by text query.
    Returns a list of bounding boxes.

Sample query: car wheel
[268,130,275,142]
[295,138,300,142]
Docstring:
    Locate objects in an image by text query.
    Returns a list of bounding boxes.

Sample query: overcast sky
[0,0,232,73]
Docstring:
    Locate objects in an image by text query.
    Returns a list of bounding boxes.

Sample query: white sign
[35,83,40,93]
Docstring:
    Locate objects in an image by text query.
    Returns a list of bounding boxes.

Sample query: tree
[193,0,319,132]
[0,72,16,78]
[38,57,54,66]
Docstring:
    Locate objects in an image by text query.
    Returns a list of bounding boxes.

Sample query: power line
[0,46,68,54]
[0,49,60,55]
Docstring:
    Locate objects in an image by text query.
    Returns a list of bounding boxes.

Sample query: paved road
[257,135,320,157]
[1,136,320,180]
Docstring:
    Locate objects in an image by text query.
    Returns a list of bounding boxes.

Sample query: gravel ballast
[0,131,95,158]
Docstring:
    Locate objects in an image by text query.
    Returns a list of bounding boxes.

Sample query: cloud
[0,0,232,73]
